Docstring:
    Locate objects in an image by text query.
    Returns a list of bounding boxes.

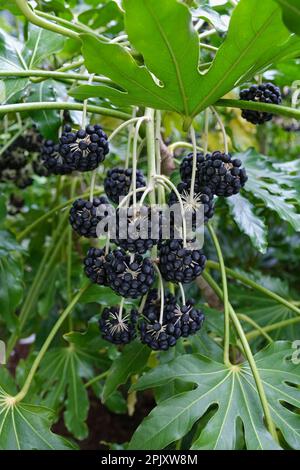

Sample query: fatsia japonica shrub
[0,0,299,452]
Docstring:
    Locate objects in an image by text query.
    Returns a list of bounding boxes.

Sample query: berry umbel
[69,196,110,238]
[158,239,206,284]
[105,249,155,298]
[84,247,109,286]
[104,167,146,204]
[99,306,138,344]
[240,83,282,125]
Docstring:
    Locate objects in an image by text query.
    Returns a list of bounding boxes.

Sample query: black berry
[240,83,281,124]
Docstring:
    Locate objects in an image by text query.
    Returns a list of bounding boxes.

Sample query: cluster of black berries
[69,196,110,238]
[99,306,138,344]
[139,290,205,350]
[104,167,146,204]
[0,127,47,189]
[239,83,282,125]
[84,247,155,299]
[40,124,109,175]
[111,205,160,254]
[179,151,247,199]
[158,239,206,284]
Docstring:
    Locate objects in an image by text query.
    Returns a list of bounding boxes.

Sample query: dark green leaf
[23,25,65,68]
[130,342,300,450]
[276,0,300,35]
[0,385,75,450]
[227,193,268,253]
[102,340,150,402]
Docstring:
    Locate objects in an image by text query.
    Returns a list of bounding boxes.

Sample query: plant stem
[30,59,85,83]
[211,107,228,153]
[84,370,109,389]
[246,316,300,341]
[202,271,278,443]
[207,224,231,367]
[7,224,69,358]
[167,141,203,154]
[199,42,218,52]
[215,99,300,120]
[35,10,101,37]
[206,260,300,316]
[125,108,137,169]
[189,123,197,203]
[0,102,131,120]
[154,264,164,325]
[0,123,29,156]
[178,283,186,305]
[155,110,164,204]
[145,108,156,205]
[14,284,89,403]
[16,187,103,241]
[108,116,141,143]
[15,0,80,40]
[238,314,273,343]
[132,117,149,209]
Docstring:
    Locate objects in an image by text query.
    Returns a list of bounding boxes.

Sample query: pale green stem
[167,141,203,154]
[16,187,104,241]
[178,283,186,305]
[211,107,228,153]
[199,42,218,52]
[0,102,131,120]
[189,123,197,203]
[125,108,137,169]
[145,108,156,205]
[202,271,278,443]
[35,9,102,37]
[0,123,29,156]
[132,116,150,208]
[203,108,210,155]
[84,370,109,389]
[108,116,142,143]
[154,264,164,325]
[238,314,273,343]
[208,223,231,367]
[206,260,300,316]
[15,0,80,39]
[246,316,300,341]
[215,99,300,120]
[14,284,89,403]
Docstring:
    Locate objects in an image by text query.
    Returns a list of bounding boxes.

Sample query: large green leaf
[102,340,150,402]
[38,322,110,440]
[0,31,28,104]
[239,149,300,231]
[276,0,300,35]
[0,385,74,450]
[72,0,297,118]
[27,80,61,139]
[129,342,300,450]
[23,25,65,68]
[227,194,268,253]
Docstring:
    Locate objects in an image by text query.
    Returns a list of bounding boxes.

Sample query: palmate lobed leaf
[129,342,300,450]
[71,0,299,119]
[0,386,75,450]
[227,194,268,254]
[238,149,300,232]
